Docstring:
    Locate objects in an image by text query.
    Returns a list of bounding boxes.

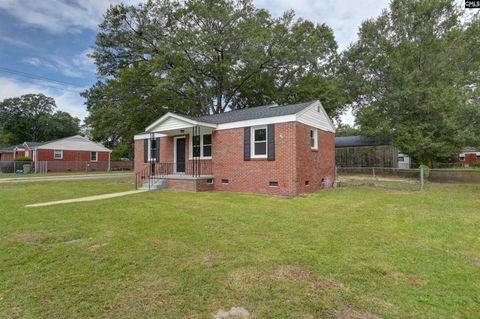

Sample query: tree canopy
[84,0,350,151]
[342,0,480,165]
[0,94,80,146]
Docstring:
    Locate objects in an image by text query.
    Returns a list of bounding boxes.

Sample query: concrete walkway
[26,189,147,208]
[0,173,133,183]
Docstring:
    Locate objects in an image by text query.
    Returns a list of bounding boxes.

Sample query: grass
[1,178,479,318]
[0,170,132,178]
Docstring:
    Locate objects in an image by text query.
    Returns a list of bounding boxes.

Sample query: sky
[0,0,391,125]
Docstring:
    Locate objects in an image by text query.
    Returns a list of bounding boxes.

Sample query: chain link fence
[0,160,133,175]
[336,166,480,191]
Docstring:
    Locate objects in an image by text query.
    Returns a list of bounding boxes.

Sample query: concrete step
[141,178,167,190]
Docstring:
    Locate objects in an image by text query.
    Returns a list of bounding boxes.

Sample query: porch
[134,112,218,191]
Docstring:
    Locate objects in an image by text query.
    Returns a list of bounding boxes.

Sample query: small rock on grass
[213,307,250,319]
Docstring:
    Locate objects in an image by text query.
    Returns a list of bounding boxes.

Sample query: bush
[419,164,430,178]
[15,156,32,162]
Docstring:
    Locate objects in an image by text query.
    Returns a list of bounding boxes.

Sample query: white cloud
[22,57,41,66]
[20,49,96,78]
[0,76,88,121]
[253,0,390,49]
[0,35,32,48]
[0,0,144,34]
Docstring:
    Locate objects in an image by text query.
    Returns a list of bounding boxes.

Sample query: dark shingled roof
[175,101,316,125]
[0,145,15,153]
[335,136,391,148]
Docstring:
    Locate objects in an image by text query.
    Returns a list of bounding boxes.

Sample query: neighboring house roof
[24,142,43,148]
[335,135,391,148]
[139,100,335,138]
[0,145,15,153]
[30,135,111,152]
[461,147,480,153]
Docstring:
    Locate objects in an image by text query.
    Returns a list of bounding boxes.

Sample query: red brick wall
[134,136,174,173]
[166,178,214,192]
[0,153,14,161]
[212,122,298,196]
[36,149,109,161]
[295,123,335,194]
[34,149,110,172]
[454,153,480,165]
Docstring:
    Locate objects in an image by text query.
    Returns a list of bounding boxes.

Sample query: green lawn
[0,170,132,179]
[1,179,479,318]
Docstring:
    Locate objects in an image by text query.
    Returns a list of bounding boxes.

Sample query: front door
[175,137,186,173]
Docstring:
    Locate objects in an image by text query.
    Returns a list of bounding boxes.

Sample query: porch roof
[144,112,217,136]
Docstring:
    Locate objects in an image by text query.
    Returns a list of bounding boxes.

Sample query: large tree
[0,94,80,146]
[84,0,350,151]
[342,0,480,165]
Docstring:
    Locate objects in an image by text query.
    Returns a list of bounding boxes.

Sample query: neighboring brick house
[454,147,480,165]
[134,100,335,196]
[0,142,33,161]
[26,135,112,172]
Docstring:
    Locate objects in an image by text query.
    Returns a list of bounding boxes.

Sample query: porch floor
[151,174,214,180]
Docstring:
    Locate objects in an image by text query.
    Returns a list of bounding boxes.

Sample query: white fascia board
[145,112,216,132]
[215,115,297,130]
[134,132,167,140]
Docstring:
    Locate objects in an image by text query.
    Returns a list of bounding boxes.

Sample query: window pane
[254,142,266,155]
[311,138,315,148]
[310,130,314,138]
[91,152,97,161]
[203,145,211,157]
[203,134,211,145]
[254,129,266,141]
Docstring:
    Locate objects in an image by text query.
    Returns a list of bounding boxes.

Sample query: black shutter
[143,139,148,163]
[155,137,160,162]
[267,124,275,161]
[244,127,251,161]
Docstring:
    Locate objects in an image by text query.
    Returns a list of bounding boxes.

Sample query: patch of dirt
[88,243,107,251]
[6,230,71,244]
[213,306,250,319]
[272,265,313,281]
[338,307,382,319]
[227,265,345,294]
[105,274,177,317]
[202,254,215,268]
[407,275,427,287]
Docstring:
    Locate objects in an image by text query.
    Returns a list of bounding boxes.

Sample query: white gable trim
[145,112,217,132]
[296,101,335,133]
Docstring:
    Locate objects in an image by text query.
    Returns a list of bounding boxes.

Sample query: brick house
[454,147,480,165]
[28,135,112,172]
[134,100,335,196]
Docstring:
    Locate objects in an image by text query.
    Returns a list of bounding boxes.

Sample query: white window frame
[251,126,268,158]
[459,153,465,161]
[310,128,318,150]
[54,149,63,160]
[189,133,212,159]
[91,151,98,162]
